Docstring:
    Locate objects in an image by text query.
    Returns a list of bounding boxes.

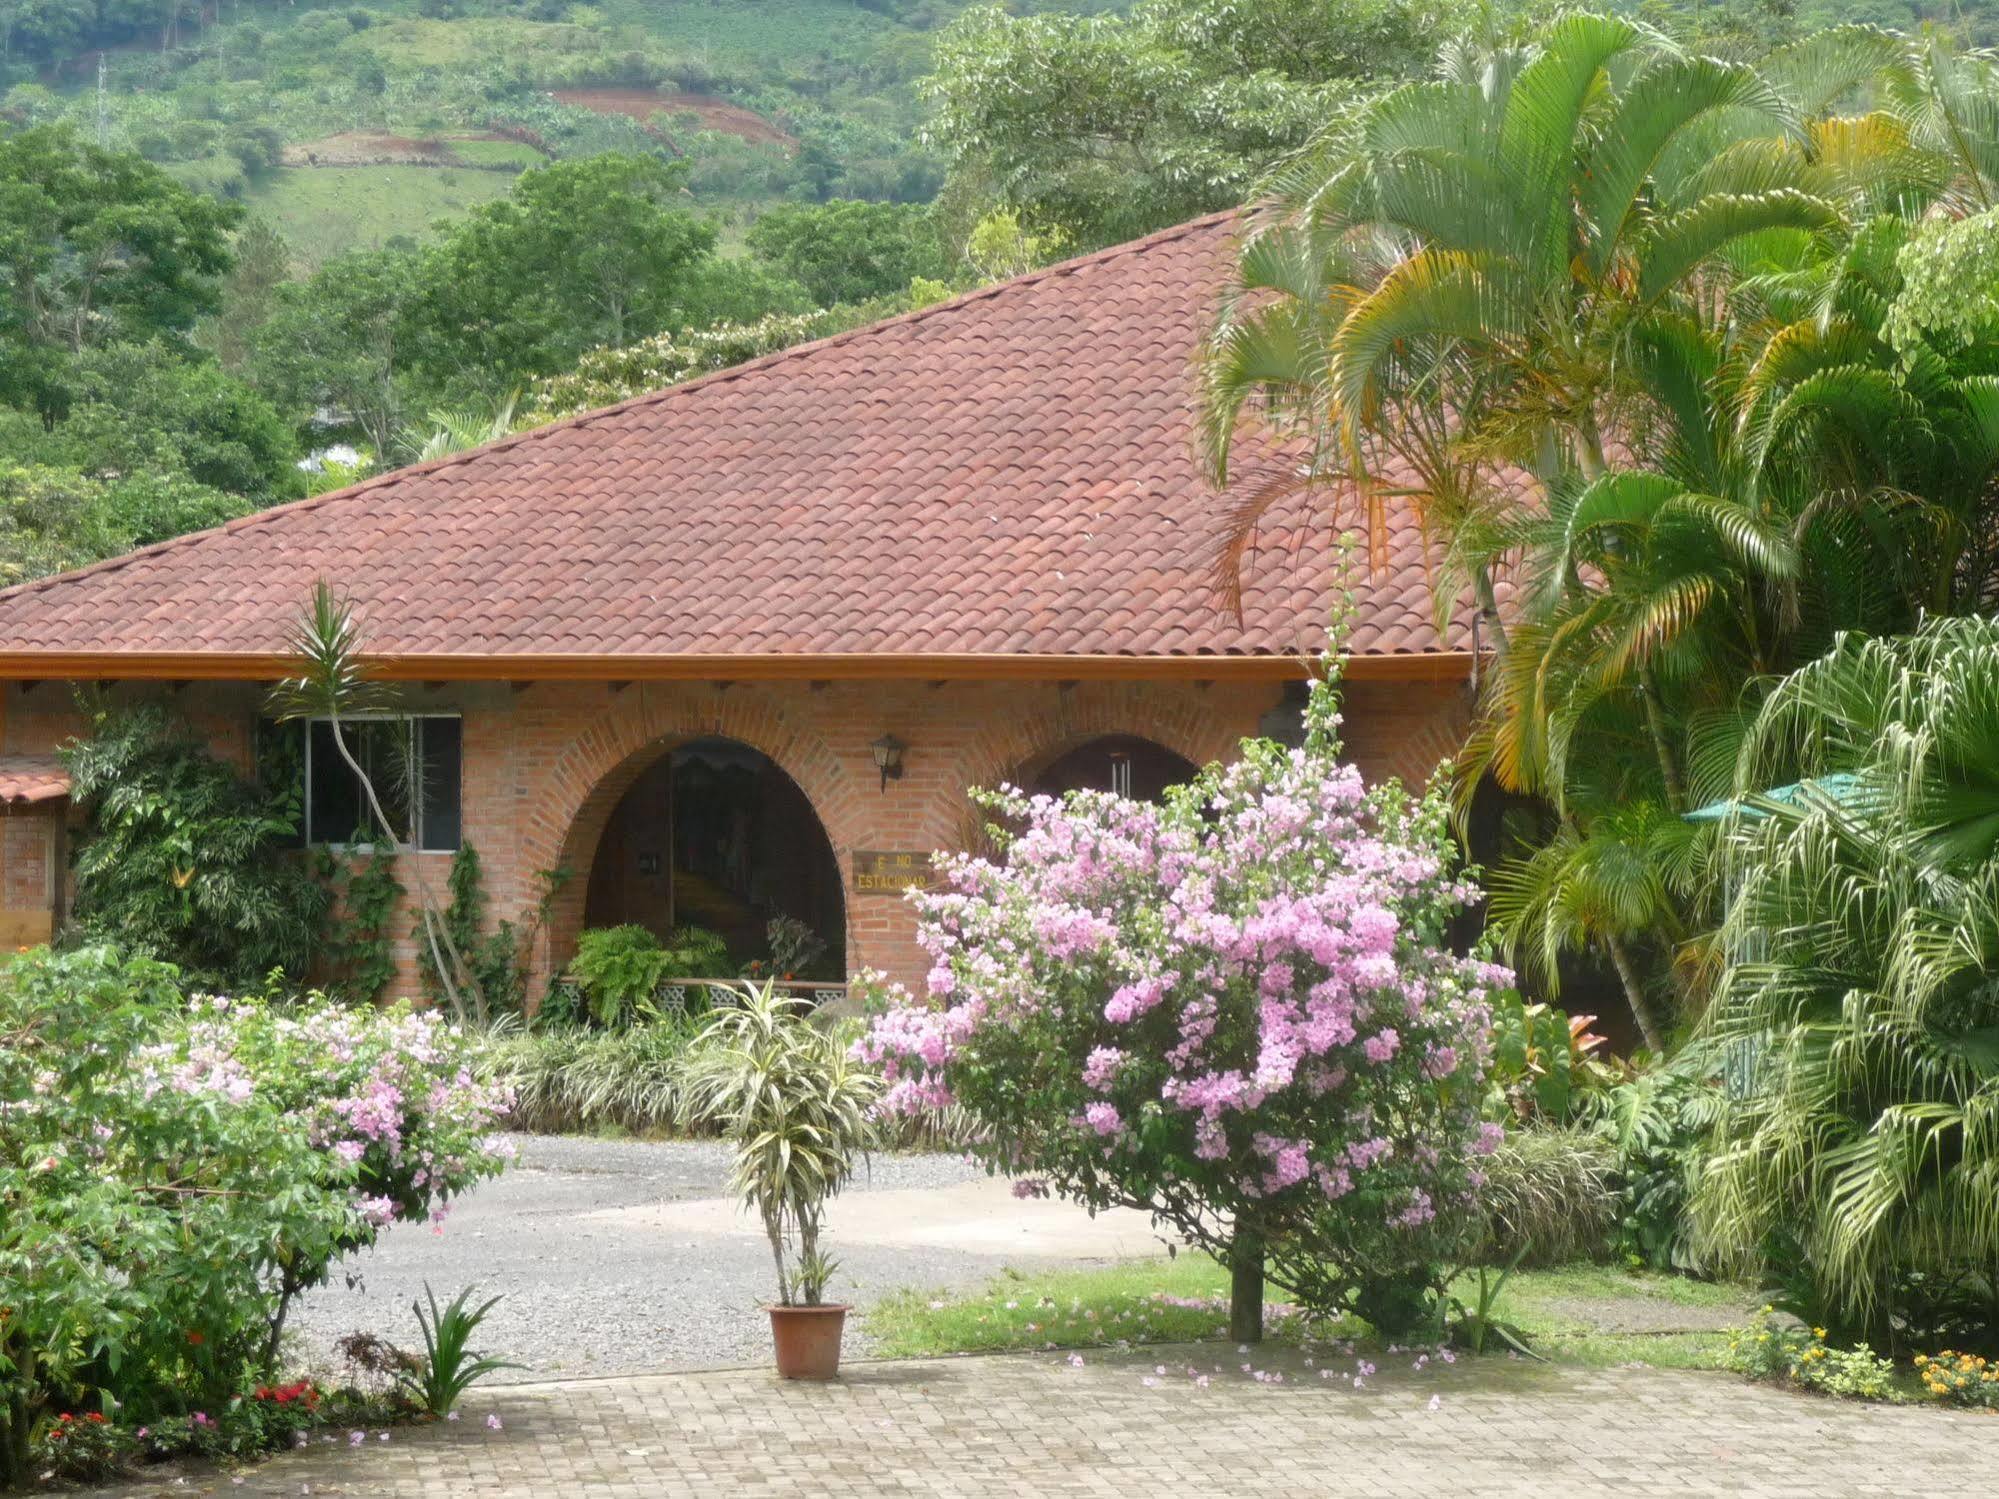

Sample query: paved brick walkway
[95,1344,1999,1497]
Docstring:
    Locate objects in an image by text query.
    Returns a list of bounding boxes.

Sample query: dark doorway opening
[583,737,845,978]
[1029,734,1198,803]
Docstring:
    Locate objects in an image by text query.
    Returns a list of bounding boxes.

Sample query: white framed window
[303,715,462,852]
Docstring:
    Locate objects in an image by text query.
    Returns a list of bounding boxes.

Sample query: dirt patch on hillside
[552,88,794,149]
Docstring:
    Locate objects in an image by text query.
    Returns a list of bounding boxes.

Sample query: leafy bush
[564,923,732,1027]
[486,1013,705,1133]
[0,946,510,1488]
[1696,620,1999,1345]
[1726,1313,1897,1401]
[860,660,1510,1338]
[1475,1127,1617,1268]
[1591,1060,1719,1272]
[566,924,667,1025]
[1914,1350,1999,1409]
[1486,995,1619,1124]
[62,700,330,987]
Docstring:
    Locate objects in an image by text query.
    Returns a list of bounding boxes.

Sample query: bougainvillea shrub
[0,947,510,1487]
[859,665,1512,1338]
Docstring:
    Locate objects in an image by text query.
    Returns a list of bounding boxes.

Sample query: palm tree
[1200,14,1848,630]
[1201,19,1999,1041]
[398,392,523,466]
[1694,618,1999,1344]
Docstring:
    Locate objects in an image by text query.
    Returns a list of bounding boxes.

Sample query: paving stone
[85,1342,1999,1498]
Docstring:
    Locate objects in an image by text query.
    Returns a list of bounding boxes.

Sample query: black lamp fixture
[871,733,906,792]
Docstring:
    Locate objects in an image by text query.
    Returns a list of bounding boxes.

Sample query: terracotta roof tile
[0,756,70,803]
[0,213,1474,671]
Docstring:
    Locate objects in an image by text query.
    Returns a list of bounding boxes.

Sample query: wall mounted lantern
[871,733,906,792]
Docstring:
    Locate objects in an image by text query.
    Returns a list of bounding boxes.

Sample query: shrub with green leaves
[1726,1313,1897,1401]
[0,946,511,1488]
[1592,1060,1719,1273]
[61,700,329,987]
[565,923,732,1027]
[1475,1127,1617,1268]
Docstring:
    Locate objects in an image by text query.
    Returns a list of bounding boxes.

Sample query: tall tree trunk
[1229,1227,1265,1345]
[1637,667,1685,809]
[2,1343,35,1491]
[1606,933,1669,1053]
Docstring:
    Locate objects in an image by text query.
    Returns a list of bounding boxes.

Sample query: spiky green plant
[392,1285,522,1417]
[1694,618,1999,1345]
[676,983,880,1306]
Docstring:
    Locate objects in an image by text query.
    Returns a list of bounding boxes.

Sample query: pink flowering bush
[0,946,510,1486]
[859,664,1512,1339]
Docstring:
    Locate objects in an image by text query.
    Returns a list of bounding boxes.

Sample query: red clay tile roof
[0,213,1474,679]
[0,756,70,804]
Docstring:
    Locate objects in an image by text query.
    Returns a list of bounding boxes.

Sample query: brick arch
[522,691,859,977]
[959,683,1246,798]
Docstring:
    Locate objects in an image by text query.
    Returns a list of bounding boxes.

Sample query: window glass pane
[363,721,414,842]
[418,717,462,852]
[309,720,363,844]
[309,720,412,845]
[307,717,458,849]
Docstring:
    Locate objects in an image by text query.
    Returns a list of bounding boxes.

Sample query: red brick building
[0,214,1476,993]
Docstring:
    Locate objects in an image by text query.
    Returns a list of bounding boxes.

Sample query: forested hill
[3,0,1995,266]
[4,0,1997,597]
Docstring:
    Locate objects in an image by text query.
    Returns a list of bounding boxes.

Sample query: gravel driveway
[291,1135,1167,1382]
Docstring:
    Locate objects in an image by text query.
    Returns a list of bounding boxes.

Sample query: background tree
[401,155,733,394]
[923,0,1445,247]
[745,199,952,307]
[0,124,238,421]
[0,463,241,585]
[251,248,423,463]
[209,216,293,373]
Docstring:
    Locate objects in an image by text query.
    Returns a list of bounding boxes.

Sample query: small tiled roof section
[0,213,1473,675]
[0,756,70,804]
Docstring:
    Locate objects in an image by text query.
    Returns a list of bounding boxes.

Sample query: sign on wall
[852,850,936,894]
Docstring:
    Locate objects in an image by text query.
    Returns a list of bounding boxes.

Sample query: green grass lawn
[243,165,517,267]
[867,1254,1756,1371]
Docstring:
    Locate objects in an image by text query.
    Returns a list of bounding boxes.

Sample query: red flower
[86,1412,106,1424]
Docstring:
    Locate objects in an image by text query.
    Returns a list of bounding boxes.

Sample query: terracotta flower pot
[767,1303,849,1379]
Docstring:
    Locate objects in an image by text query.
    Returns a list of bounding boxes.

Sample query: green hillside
[0,0,972,261]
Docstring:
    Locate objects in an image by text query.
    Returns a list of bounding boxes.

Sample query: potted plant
[678,980,879,1377]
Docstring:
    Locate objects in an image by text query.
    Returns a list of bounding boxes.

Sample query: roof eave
[0,650,1474,685]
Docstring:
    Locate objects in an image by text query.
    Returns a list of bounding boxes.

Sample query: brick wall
[1,671,1470,998]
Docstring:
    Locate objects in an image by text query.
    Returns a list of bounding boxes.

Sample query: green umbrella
[1684,771,1866,823]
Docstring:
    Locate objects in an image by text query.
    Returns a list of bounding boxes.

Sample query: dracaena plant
[676,981,879,1306]
[266,581,485,1021]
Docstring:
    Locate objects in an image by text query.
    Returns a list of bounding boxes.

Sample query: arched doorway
[582,736,846,978]
[1026,734,1198,802]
